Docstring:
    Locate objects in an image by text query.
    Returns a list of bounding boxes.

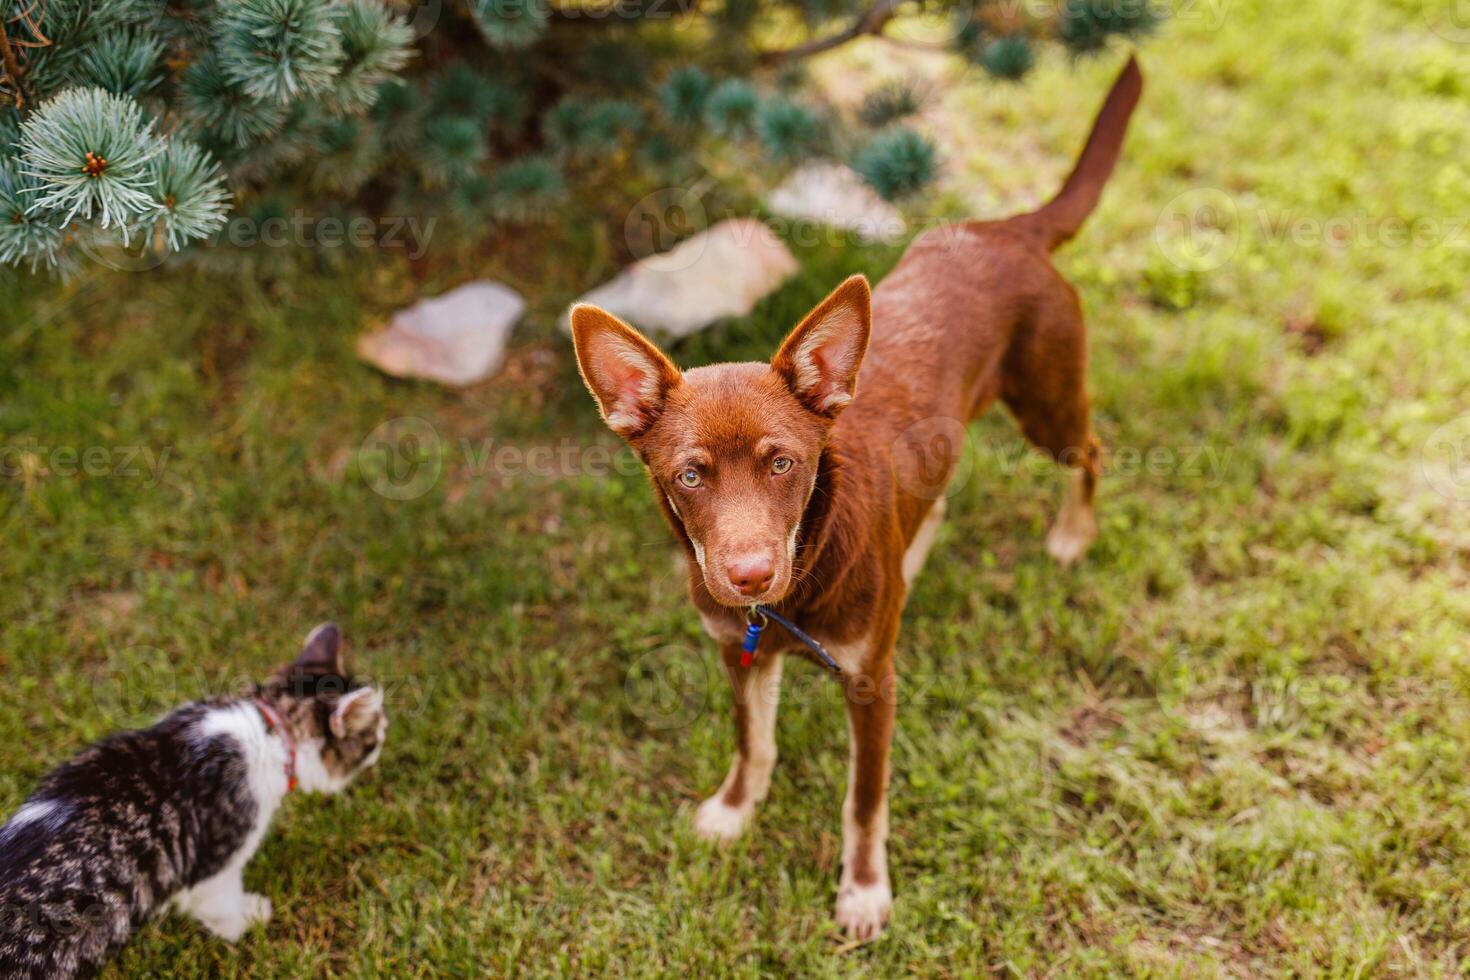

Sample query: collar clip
[740,605,842,675]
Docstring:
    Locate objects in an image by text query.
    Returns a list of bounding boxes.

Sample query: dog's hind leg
[1046,464,1098,566]
[695,645,783,842]
[1000,283,1101,566]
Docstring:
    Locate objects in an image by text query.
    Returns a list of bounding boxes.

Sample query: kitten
[0,622,387,979]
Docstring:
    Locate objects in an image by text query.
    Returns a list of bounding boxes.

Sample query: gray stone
[561,218,798,339]
[767,163,905,243]
[359,281,525,386]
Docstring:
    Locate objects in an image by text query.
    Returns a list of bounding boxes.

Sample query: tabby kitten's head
[257,622,387,793]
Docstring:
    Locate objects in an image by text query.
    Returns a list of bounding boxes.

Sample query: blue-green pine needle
[852,126,939,201]
[19,87,163,236]
[217,0,346,103]
[703,79,759,139]
[149,139,232,250]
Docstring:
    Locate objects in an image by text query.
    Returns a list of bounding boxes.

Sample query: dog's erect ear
[570,305,682,439]
[294,622,344,676]
[771,275,872,418]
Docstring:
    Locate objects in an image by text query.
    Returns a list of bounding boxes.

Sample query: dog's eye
[771,456,793,475]
[677,468,702,488]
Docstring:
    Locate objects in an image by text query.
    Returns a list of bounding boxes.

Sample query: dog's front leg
[694,643,783,842]
[835,655,897,940]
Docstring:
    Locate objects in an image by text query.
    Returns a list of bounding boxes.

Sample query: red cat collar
[253,698,298,793]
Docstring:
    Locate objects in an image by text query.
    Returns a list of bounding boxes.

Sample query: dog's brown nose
[727,556,775,596]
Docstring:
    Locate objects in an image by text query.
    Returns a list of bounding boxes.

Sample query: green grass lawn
[5,0,1470,974]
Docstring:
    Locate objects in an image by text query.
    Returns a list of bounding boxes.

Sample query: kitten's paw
[201,913,249,943]
[241,893,273,929]
[834,879,892,942]
[199,894,271,942]
[693,795,752,843]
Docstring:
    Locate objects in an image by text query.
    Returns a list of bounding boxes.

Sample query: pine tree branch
[0,19,31,109]
[547,0,701,26]
[757,0,903,65]
[877,33,949,53]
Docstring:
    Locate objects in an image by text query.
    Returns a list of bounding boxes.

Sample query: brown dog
[571,56,1142,939]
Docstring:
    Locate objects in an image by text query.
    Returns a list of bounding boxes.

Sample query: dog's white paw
[834,879,892,941]
[694,795,752,842]
[1046,516,1095,567]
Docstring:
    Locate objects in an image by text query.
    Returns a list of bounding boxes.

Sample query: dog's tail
[1006,55,1143,252]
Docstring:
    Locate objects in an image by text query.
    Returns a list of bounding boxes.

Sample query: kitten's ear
[771,275,871,418]
[294,622,344,676]
[569,305,682,440]
[331,687,384,739]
